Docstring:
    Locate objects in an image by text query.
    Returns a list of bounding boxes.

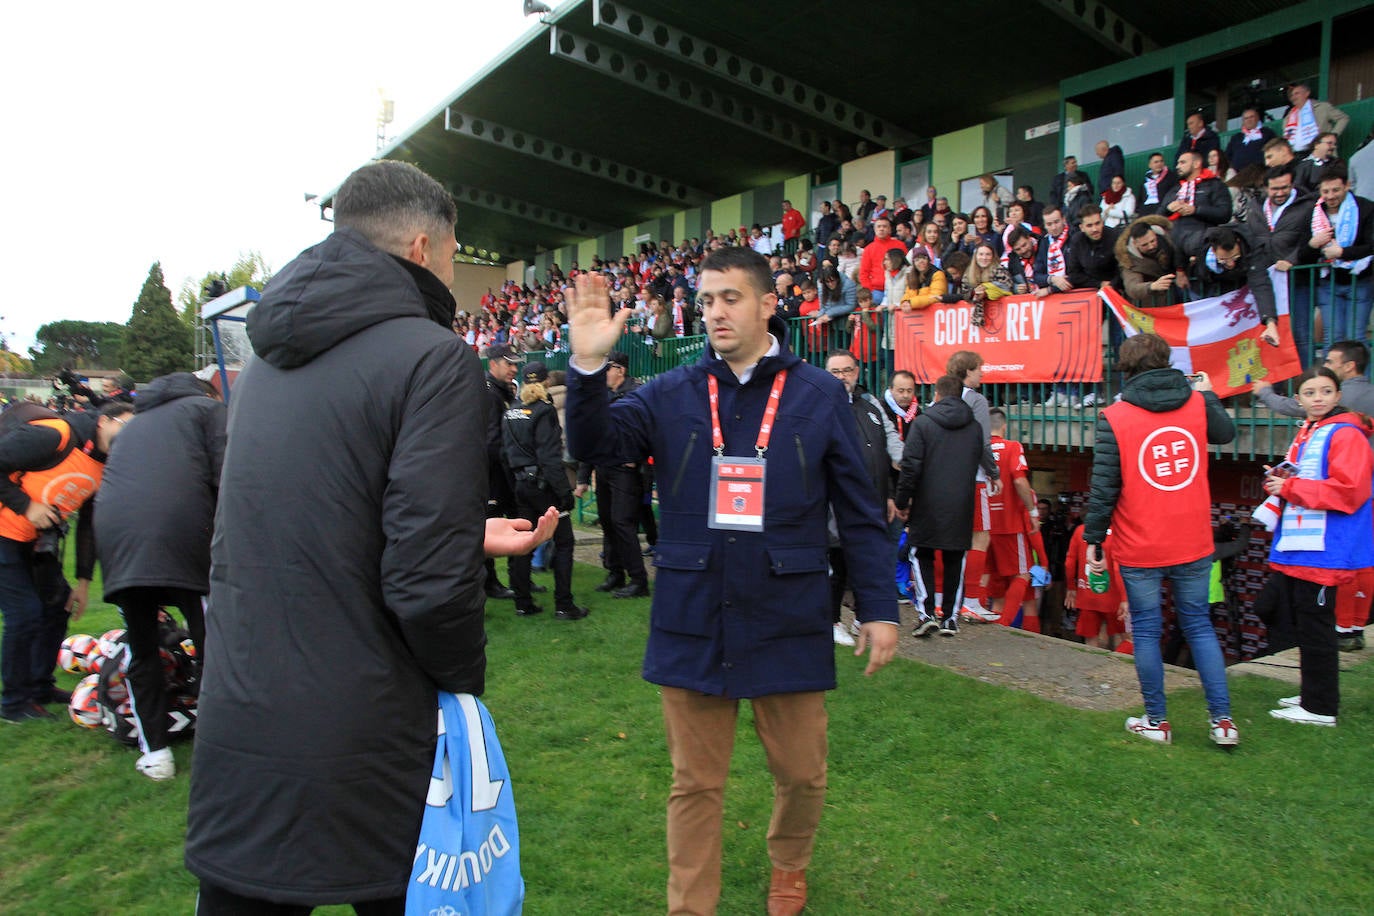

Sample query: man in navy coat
[566,246,898,916]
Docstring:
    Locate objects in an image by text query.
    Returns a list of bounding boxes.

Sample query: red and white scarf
[671,301,686,336]
[1143,170,1165,204]
[1263,195,1292,230]
[1047,236,1066,279]
[1168,168,1217,220]
[884,390,918,437]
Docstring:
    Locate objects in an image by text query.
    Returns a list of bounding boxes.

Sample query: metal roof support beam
[1036,0,1159,57]
[447,180,614,241]
[550,28,851,163]
[443,108,708,205]
[590,1,914,149]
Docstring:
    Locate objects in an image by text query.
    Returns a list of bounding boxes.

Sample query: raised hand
[566,273,632,370]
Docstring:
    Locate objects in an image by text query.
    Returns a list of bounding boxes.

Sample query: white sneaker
[1081,393,1097,408]
[136,747,175,781]
[1209,717,1240,747]
[1269,706,1336,727]
[832,623,856,647]
[1125,714,1172,744]
[1277,695,1301,708]
[1070,398,1084,410]
[960,599,999,623]
[1041,392,1069,408]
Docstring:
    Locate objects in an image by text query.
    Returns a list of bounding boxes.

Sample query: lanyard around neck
[707,370,788,458]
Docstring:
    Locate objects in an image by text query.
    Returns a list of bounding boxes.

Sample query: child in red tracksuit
[1065,524,1127,649]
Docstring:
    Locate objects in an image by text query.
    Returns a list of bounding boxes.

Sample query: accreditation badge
[708,456,766,531]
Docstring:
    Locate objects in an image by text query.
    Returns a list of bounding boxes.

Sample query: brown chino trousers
[660,686,828,916]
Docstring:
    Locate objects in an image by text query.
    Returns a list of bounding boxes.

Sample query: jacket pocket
[794,434,809,500]
[653,540,712,571]
[765,545,829,576]
[651,541,714,636]
[760,545,831,638]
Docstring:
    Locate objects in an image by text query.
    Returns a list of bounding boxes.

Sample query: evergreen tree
[123,262,192,380]
[29,320,125,372]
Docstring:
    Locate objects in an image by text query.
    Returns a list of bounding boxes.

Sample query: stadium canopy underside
[320,0,1310,264]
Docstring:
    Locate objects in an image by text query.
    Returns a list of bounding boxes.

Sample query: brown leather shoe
[767,867,807,915]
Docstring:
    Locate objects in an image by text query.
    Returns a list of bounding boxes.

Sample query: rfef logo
[1136,426,1200,491]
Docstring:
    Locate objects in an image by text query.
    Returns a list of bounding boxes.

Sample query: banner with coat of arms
[1100,269,1302,399]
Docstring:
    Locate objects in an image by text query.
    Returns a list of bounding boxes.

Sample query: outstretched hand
[566,273,632,370]
[484,509,558,557]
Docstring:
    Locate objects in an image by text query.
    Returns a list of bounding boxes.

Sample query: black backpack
[96,613,199,748]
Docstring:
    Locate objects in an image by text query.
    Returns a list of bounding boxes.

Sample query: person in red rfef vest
[1081,333,1240,749]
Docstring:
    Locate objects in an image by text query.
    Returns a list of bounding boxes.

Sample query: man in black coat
[1095,141,1125,194]
[1065,206,1121,290]
[184,161,553,913]
[1137,152,1179,217]
[894,374,985,637]
[1160,150,1232,260]
[1177,111,1221,162]
[1250,165,1318,364]
[93,372,226,780]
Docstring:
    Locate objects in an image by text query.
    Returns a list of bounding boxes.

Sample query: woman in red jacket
[1263,366,1374,727]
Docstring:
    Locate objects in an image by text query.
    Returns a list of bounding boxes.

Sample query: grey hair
[333,160,457,256]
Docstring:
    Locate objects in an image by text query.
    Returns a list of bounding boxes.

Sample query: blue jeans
[0,538,68,713]
[1316,271,1373,352]
[1119,556,1231,721]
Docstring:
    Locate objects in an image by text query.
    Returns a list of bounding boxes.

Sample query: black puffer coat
[185,227,489,905]
[894,395,984,550]
[95,372,226,598]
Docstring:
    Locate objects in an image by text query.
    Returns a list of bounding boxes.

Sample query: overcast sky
[1,1,548,357]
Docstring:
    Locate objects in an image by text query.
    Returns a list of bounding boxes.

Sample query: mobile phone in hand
[1267,460,1299,479]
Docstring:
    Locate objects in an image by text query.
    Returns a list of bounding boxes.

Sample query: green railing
[488,266,1366,462]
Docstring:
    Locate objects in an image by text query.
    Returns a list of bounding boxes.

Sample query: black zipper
[795,433,808,499]
[670,430,697,498]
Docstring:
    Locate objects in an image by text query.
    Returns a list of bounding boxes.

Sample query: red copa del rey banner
[1100,275,1302,399]
[893,290,1103,383]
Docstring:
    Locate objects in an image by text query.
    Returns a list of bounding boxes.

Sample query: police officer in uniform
[485,345,541,599]
[589,351,652,598]
[503,361,588,620]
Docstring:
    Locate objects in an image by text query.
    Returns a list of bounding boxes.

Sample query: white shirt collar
[713,333,780,384]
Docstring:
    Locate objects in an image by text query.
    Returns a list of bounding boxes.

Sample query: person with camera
[0,400,132,724]
[503,361,588,620]
[1261,366,1374,726]
[1083,334,1238,748]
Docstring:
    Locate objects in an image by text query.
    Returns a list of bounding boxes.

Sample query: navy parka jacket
[566,316,897,698]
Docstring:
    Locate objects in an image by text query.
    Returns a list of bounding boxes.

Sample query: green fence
[486,266,1368,463]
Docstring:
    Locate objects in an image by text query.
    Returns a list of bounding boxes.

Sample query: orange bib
[0,419,105,543]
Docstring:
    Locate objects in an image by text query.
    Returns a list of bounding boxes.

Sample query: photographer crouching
[0,400,132,723]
